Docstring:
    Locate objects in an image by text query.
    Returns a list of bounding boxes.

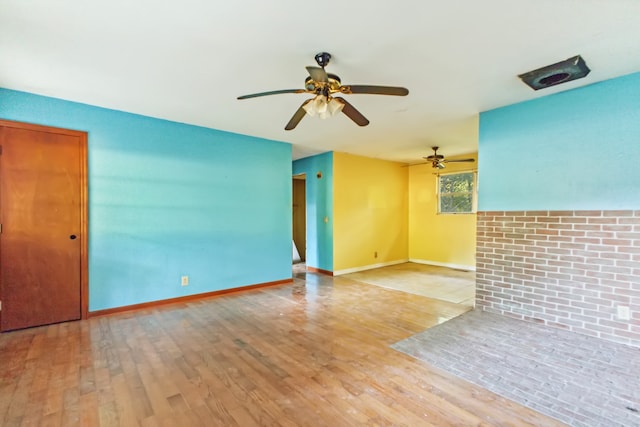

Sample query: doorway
[0,120,88,331]
[292,174,306,271]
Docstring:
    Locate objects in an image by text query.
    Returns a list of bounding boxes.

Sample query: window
[438,172,476,214]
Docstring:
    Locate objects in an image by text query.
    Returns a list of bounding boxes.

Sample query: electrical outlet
[617,306,630,320]
[181,276,189,286]
[374,251,378,258]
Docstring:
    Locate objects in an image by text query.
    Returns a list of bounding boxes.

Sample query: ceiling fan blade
[306,66,329,83]
[335,97,369,127]
[443,158,475,163]
[237,89,306,100]
[340,85,409,96]
[403,162,430,167]
[284,99,312,131]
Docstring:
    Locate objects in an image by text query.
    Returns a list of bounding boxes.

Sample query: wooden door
[0,120,88,331]
[292,176,306,262]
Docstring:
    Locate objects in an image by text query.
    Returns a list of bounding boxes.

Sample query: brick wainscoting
[476,210,640,347]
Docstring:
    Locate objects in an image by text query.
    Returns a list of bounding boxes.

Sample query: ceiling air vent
[518,55,590,90]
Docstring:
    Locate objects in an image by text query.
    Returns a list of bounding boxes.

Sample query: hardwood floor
[0,272,564,426]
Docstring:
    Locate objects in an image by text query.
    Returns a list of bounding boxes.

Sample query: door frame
[0,119,89,322]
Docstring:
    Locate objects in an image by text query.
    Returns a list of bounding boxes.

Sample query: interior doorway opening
[292,173,306,271]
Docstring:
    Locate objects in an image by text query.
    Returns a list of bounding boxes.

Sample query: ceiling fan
[237,52,409,130]
[424,146,475,169]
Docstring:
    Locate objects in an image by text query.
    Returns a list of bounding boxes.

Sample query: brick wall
[476,210,640,347]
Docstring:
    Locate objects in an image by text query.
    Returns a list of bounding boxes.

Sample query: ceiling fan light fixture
[326,97,344,116]
[302,95,344,119]
[302,95,324,117]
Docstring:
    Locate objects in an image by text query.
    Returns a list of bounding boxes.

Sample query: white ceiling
[2,0,640,162]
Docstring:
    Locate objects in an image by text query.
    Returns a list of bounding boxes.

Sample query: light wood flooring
[342,262,476,306]
[0,270,564,426]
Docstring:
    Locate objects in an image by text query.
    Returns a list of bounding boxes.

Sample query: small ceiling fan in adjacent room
[237,52,409,130]
[422,146,475,169]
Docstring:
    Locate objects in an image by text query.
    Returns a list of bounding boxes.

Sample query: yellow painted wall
[408,153,477,269]
[333,152,408,272]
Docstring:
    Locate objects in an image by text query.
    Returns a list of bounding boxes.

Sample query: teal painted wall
[479,72,640,211]
[0,88,292,311]
[292,152,333,272]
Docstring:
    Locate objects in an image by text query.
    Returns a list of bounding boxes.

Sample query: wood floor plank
[97,400,119,427]
[60,386,80,422]
[111,373,139,426]
[78,391,100,427]
[0,267,566,426]
[137,369,174,419]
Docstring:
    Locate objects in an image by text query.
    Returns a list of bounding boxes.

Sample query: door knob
[70,234,77,240]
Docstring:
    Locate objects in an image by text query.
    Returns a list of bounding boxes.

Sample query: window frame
[436,171,477,215]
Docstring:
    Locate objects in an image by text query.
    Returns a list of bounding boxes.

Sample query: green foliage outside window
[438,172,475,214]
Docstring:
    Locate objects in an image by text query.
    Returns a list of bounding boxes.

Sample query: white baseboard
[409,258,476,272]
[333,259,409,276]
